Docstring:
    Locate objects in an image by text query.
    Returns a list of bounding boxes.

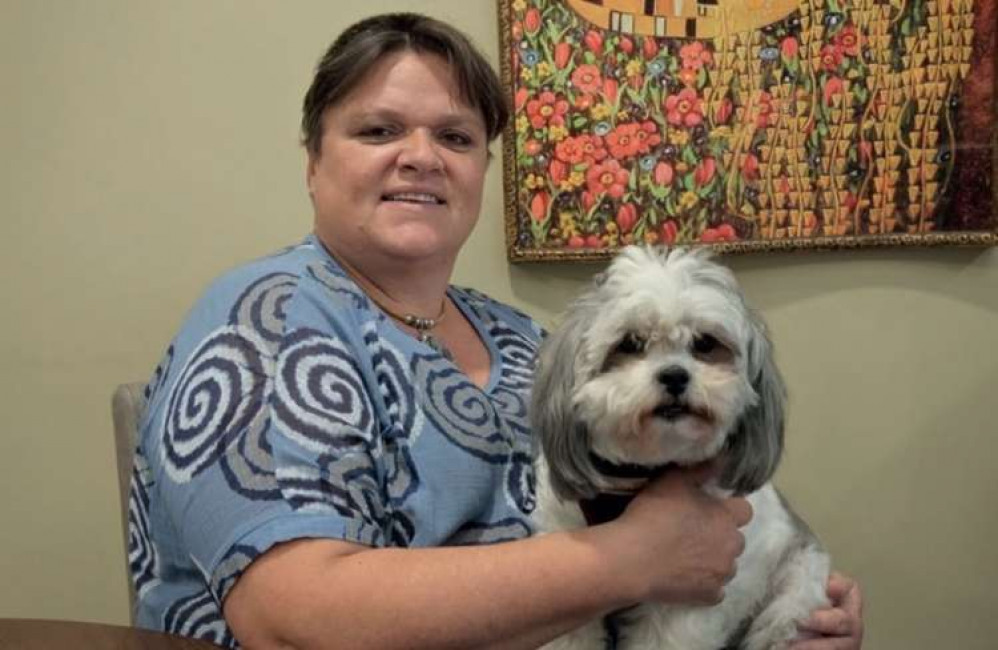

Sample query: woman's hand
[611,463,753,606]
[790,571,864,649]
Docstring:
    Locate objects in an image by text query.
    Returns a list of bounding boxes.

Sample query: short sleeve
[135,249,392,616]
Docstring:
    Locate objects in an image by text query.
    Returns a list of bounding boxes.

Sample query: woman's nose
[398,130,444,173]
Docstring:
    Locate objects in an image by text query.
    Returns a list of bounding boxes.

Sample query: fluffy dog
[531,246,830,650]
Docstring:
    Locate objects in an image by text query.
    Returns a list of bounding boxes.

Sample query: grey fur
[531,280,607,501]
[719,316,786,494]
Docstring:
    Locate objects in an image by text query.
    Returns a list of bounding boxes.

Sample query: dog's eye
[614,333,646,355]
[692,334,720,355]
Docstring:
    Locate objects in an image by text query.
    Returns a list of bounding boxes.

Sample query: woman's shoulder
[165,237,369,357]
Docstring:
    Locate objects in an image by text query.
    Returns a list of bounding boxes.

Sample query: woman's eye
[692,334,719,355]
[359,126,396,139]
[614,333,645,355]
[441,131,473,147]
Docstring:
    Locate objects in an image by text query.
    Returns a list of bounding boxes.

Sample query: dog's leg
[740,543,830,650]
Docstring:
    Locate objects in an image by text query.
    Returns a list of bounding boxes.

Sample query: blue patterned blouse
[128,235,544,646]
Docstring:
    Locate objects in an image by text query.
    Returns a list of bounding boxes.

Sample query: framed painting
[497,0,997,261]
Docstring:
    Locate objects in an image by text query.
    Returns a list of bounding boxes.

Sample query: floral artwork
[497,0,997,261]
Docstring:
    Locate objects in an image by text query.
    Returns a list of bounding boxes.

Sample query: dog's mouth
[652,402,691,420]
[651,400,710,422]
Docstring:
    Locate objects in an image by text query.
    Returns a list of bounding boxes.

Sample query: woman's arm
[224,466,752,650]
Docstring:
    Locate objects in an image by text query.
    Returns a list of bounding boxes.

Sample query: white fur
[531,247,830,649]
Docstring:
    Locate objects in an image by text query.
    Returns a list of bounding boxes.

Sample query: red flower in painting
[741,153,760,181]
[586,159,630,199]
[701,224,738,242]
[694,157,717,187]
[660,220,679,244]
[555,134,607,165]
[524,7,541,34]
[653,161,674,186]
[602,77,619,103]
[549,159,568,185]
[606,122,660,159]
[679,41,712,70]
[642,37,659,60]
[822,76,847,105]
[515,87,529,112]
[529,191,549,222]
[859,140,873,162]
[780,36,799,58]
[633,120,661,153]
[678,67,698,87]
[754,91,778,128]
[615,203,639,234]
[554,42,572,69]
[526,91,569,129]
[834,25,862,57]
[618,36,634,55]
[715,97,733,124]
[665,88,704,127]
[584,30,603,54]
[820,44,844,71]
[571,64,603,94]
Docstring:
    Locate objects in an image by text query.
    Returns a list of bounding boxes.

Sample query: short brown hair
[301,13,509,155]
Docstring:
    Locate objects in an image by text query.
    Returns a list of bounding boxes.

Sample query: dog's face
[532,246,785,500]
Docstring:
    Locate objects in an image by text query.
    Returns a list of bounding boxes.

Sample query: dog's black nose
[657,366,689,396]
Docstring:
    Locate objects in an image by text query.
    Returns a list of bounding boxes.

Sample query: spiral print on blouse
[371,337,425,443]
[273,328,376,455]
[492,323,539,392]
[505,448,536,515]
[306,262,368,310]
[228,272,298,344]
[220,411,279,500]
[162,326,272,484]
[490,385,531,440]
[211,544,258,602]
[127,450,160,599]
[448,517,533,545]
[412,354,511,463]
[162,589,233,647]
[276,452,387,547]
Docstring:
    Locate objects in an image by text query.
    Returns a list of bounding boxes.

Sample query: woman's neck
[319,238,453,318]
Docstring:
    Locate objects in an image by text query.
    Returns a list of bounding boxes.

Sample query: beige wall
[2,1,996,648]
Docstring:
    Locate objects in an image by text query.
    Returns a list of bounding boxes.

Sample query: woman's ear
[305,154,317,198]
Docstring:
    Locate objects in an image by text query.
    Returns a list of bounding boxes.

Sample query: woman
[130,12,862,649]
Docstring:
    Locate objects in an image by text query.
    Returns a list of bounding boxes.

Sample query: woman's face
[307,51,490,272]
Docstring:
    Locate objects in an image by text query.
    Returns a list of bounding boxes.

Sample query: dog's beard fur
[531,246,829,650]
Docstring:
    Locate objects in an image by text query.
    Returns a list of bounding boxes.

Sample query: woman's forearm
[224,527,640,650]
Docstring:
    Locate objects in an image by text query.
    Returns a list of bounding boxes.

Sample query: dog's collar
[588,453,670,479]
[579,491,637,527]
[581,455,675,526]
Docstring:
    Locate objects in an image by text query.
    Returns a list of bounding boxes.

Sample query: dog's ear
[531,299,603,501]
[720,318,786,494]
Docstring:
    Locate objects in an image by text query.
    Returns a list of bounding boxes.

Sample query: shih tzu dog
[531,246,830,650]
